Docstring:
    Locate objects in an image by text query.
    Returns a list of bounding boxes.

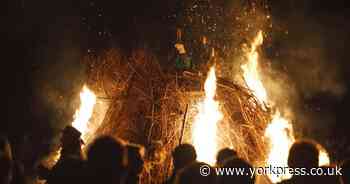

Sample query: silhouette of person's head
[216,148,238,166]
[126,143,145,174]
[87,136,126,183]
[172,144,197,171]
[0,136,13,184]
[341,159,350,184]
[217,158,255,184]
[60,126,83,157]
[288,140,319,168]
[61,126,82,146]
[175,162,215,184]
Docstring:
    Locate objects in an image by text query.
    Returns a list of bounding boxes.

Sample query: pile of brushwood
[85,48,272,183]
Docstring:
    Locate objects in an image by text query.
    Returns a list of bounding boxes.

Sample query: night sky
[3,0,350,162]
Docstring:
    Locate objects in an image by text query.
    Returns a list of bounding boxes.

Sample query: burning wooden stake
[179,104,189,145]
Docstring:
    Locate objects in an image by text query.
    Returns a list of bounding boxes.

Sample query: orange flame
[241,31,293,182]
[48,85,96,166]
[319,149,330,166]
[192,66,223,165]
[241,31,267,105]
[72,85,96,142]
[264,111,295,182]
[242,31,330,183]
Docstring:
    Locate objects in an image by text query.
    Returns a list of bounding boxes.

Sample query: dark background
[2,0,350,163]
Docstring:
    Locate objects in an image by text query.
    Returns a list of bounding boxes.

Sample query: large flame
[72,85,96,142]
[241,31,330,183]
[264,112,295,182]
[241,31,294,182]
[47,85,96,167]
[192,66,223,165]
[241,31,267,105]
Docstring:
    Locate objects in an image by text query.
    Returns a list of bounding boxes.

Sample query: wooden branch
[179,104,189,145]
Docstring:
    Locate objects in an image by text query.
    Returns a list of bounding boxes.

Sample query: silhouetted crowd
[1,126,349,184]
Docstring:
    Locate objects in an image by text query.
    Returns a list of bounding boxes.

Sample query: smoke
[185,0,348,159]
[268,28,346,99]
[218,0,347,158]
[261,1,348,156]
[30,15,86,154]
[268,0,347,98]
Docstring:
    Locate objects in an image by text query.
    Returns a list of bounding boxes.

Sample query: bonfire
[44,28,331,184]
[79,46,272,183]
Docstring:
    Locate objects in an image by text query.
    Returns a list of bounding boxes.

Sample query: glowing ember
[192,66,223,165]
[72,85,96,142]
